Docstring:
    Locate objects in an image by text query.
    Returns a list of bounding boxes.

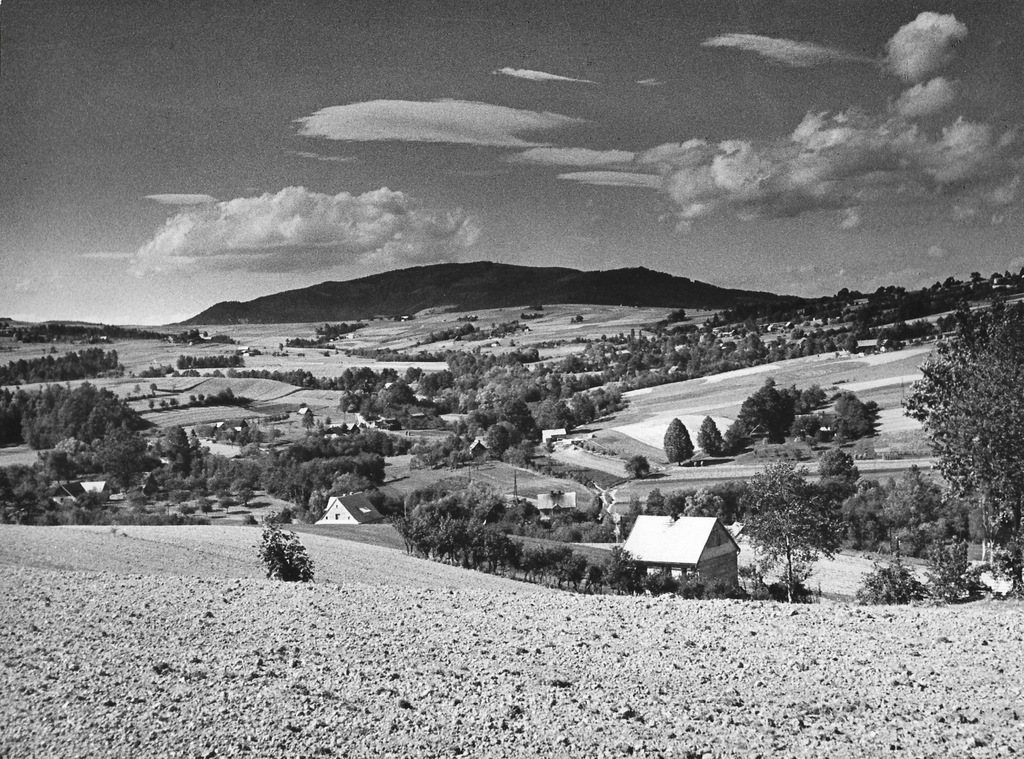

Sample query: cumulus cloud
[493,67,596,84]
[885,12,967,83]
[557,171,663,189]
[702,33,871,68]
[509,147,636,168]
[892,77,957,118]
[133,186,479,273]
[145,194,217,205]
[642,109,1018,225]
[296,100,585,148]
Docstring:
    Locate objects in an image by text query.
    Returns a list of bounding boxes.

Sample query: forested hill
[182,262,789,325]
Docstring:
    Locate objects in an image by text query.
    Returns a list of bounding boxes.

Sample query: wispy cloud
[134,186,479,273]
[80,251,133,260]
[702,33,872,68]
[509,147,636,168]
[286,150,357,163]
[494,67,596,84]
[885,12,967,83]
[296,99,586,148]
[558,171,662,189]
[145,194,217,206]
[636,78,665,87]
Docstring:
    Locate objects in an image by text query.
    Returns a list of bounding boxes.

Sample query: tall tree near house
[905,301,1024,593]
[696,416,725,457]
[743,462,842,602]
[663,418,694,465]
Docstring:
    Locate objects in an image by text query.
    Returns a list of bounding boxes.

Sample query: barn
[316,493,385,525]
[623,516,740,584]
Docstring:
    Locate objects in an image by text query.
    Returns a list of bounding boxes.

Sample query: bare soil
[1,524,1021,758]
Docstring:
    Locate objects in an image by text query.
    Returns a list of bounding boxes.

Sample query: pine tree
[663,418,694,465]
[696,416,725,457]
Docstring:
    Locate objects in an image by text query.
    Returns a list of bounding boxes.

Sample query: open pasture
[603,346,932,466]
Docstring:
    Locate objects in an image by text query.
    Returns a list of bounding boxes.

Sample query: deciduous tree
[906,301,1024,592]
[743,462,841,602]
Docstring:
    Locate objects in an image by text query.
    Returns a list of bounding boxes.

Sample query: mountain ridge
[181,261,792,325]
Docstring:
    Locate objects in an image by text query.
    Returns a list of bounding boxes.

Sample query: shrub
[926,541,987,603]
[242,513,258,526]
[257,523,314,582]
[856,554,926,605]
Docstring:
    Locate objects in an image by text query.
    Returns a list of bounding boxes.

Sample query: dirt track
[2,525,1022,758]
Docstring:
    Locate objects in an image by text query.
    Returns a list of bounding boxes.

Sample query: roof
[536,491,577,510]
[623,516,738,566]
[320,493,384,524]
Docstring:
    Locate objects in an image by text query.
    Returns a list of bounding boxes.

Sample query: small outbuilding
[623,515,740,584]
[541,428,568,445]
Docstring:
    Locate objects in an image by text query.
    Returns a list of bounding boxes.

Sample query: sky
[3,0,1024,324]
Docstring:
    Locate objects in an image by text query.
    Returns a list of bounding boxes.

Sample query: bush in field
[926,541,987,603]
[856,554,926,605]
[257,522,314,582]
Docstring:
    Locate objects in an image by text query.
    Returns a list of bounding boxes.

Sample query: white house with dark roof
[623,515,740,584]
[316,493,384,525]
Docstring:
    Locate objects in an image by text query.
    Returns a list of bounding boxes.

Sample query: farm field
[2,524,1021,758]
[592,345,933,468]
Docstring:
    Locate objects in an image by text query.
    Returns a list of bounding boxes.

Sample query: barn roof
[623,516,737,565]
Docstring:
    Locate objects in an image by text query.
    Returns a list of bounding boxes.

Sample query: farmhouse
[535,490,577,515]
[468,437,488,458]
[51,480,109,505]
[316,493,385,525]
[623,516,740,584]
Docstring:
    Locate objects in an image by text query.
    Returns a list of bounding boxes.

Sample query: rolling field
[601,345,933,466]
[3,524,1021,758]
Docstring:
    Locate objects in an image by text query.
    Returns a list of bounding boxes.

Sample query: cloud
[885,12,967,83]
[79,251,133,260]
[296,99,586,148]
[509,147,636,168]
[840,207,862,229]
[493,67,596,84]
[702,33,871,68]
[133,186,479,273]
[644,109,1019,224]
[927,245,947,259]
[892,77,957,118]
[145,194,217,205]
[14,278,37,294]
[636,78,665,87]
[557,171,663,189]
[286,150,357,163]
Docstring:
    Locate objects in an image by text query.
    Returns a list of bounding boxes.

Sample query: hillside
[2,525,1021,758]
[182,261,788,324]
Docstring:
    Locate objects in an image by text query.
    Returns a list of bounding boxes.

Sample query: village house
[468,437,489,458]
[315,493,385,525]
[51,480,109,506]
[623,515,740,584]
[535,490,577,517]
